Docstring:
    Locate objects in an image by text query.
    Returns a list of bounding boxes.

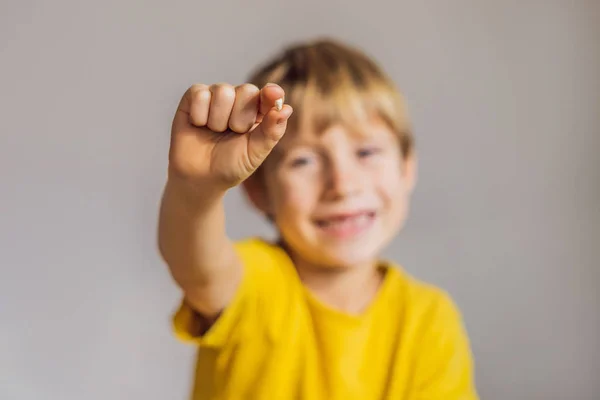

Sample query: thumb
[247,103,293,167]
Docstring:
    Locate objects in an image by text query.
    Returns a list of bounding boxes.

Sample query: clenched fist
[168,83,293,191]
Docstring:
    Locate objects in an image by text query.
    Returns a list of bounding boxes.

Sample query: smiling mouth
[314,211,376,238]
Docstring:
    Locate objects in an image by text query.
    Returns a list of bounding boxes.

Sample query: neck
[281,243,385,314]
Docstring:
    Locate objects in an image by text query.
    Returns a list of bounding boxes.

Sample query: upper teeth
[321,214,369,227]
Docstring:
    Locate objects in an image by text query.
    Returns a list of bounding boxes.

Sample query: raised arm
[158,83,292,316]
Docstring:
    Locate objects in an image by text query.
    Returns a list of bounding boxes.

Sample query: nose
[323,157,362,200]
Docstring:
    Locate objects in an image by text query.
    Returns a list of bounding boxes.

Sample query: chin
[315,227,395,266]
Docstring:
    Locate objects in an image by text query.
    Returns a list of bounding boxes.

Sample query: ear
[241,172,271,216]
[403,152,418,194]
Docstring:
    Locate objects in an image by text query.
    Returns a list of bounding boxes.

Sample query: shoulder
[233,237,302,291]
[232,237,288,272]
[234,237,285,264]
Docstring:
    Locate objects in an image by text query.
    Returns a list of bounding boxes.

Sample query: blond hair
[248,38,414,158]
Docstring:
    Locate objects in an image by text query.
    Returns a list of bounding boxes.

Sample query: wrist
[165,174,227,212]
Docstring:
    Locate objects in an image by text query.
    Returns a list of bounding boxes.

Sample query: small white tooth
[275,98,283,111]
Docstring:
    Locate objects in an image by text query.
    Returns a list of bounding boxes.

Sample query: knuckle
[187,84,209,107]
[210,83,235,100]
[192,91,210,108]
[189,83,208,97]
[190,83,208,91]
[236,83,259,96]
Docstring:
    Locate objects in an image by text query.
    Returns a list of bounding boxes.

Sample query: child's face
[258,116,416,268]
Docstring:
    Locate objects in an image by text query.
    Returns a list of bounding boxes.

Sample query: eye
[357,147,380,158]
[290,156,312,168]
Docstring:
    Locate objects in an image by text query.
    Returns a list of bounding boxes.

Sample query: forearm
[157,176,238,291]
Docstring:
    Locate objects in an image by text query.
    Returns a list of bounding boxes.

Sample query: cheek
[271,172,320,217]
[372,161,409,209]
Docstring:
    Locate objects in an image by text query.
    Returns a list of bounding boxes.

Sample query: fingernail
[275,98,283,111]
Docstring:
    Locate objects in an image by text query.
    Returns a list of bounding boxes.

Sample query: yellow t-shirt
[173,238,478,400]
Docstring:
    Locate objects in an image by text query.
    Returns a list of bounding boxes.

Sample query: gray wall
[1,0,599,399]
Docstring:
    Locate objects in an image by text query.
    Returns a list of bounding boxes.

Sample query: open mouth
[314,211,376,238]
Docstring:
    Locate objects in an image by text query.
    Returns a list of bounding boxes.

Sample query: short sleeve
[171,238,299,348]
[172,268,253,347]
[414,291,479,399]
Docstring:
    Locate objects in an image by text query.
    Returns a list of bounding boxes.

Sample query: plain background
[1,0,599,399]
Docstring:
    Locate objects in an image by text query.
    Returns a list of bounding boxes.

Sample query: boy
[158,39,478,399]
